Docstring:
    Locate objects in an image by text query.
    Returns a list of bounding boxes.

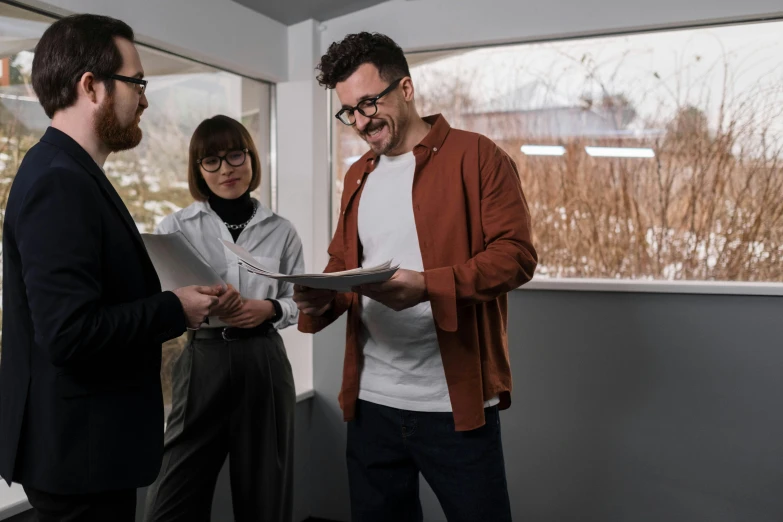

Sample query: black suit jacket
[0,127,186,494]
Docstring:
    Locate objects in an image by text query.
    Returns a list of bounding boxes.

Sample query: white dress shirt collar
[179,197,274,230]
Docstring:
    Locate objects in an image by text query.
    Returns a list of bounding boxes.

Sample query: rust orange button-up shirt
[299,114,537,431]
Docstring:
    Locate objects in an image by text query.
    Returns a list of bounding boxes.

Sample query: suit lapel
[40,128,161,290]
[89,169,147,252]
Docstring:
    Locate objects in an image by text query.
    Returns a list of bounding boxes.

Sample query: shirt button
[432,147,438,152]
[356,179,361,185]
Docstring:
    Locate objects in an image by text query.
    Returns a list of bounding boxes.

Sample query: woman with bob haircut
[144,115,303,522]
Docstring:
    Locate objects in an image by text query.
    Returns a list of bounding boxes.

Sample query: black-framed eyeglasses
[197,149,248,173]
[107,74,147,95]
[335,77,404,126]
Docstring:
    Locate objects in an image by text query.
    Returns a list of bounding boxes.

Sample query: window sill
[296,388,315,402]
[519,278,783,296]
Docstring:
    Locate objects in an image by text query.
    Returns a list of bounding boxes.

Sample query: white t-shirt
[357,152,498,412]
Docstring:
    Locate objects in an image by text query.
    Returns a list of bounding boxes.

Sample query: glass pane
[331,22,783,283]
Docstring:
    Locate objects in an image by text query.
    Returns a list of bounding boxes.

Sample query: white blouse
[155,199,304,330]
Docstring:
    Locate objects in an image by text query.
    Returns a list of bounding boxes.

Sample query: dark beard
[95,94,143,152]
[362,100,410,155]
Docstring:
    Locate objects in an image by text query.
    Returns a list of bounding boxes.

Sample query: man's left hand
[219,299,275,328]
[354,269,428,312]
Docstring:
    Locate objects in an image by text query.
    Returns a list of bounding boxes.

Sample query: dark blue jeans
[346,399,512,522]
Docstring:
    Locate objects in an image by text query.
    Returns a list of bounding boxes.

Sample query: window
[331,22,783,283]
[0,3,274,410]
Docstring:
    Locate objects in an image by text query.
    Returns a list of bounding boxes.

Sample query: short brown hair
[188,115,261,201]
[32,14,134,118]
[316,32,410,89]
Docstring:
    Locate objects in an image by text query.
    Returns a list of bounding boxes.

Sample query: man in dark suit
[0,14,223,521]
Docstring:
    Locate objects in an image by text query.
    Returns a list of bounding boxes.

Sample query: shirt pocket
[240,255,282,300]
[253,256,280,273]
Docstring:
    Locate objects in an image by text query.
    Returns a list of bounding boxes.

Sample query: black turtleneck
[208,192,254,241]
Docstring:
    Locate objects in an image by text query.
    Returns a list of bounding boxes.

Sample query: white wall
[274,20,332,396]
[321,0,783,53]
[16,0,288,81]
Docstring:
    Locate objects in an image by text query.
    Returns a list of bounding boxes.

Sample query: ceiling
[231,0,390,25]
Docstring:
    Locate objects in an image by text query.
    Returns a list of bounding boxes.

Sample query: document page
[220,239,398,292]
[142,231,225,291]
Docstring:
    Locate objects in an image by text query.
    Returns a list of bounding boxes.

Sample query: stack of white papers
[220,239,399,292]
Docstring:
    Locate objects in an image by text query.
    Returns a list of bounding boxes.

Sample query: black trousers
[143,330,295,522]
[23,485,135,522]
[347,399,512,522]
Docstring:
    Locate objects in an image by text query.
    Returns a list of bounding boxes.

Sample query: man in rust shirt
[294,32,537,522]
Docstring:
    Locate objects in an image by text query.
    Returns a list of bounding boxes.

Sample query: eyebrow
[133,71,145,79]
[341,92,378,110]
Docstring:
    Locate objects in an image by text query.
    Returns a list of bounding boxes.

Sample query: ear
[401,76,415,102]
[78,72,102,105]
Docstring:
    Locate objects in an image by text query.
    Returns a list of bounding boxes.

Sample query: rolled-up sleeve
[425,136,537,332]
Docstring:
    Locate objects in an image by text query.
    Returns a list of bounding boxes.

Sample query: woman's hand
[210,284,243,317]
[219,299,276,329]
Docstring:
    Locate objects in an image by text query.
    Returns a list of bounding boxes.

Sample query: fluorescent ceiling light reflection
[520,145,566,156]
[585,146,655,158]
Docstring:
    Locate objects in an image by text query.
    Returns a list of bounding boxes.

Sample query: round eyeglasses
[197,149,248,173]
[335,77,404,126]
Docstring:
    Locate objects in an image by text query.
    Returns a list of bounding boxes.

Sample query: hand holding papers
[220,239,398,292]
[141,231,225,328]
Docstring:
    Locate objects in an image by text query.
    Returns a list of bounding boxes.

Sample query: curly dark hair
[316,32,410,89]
